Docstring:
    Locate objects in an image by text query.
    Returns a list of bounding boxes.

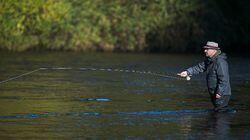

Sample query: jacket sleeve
[186,61,206,75]
[216,58,229,95]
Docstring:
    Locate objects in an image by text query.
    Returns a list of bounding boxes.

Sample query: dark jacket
[186,52,231,96]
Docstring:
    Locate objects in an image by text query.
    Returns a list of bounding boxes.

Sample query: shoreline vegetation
[0,0,249,53]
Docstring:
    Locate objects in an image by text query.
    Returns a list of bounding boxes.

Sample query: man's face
[204,48,217,57]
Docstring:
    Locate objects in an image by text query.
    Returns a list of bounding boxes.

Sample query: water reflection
[206,113,233,138]
[183,112,235,139]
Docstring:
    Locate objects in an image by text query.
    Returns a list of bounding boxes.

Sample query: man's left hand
[216,94,221,99]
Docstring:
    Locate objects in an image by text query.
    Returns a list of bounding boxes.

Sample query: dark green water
[0,52,250,139]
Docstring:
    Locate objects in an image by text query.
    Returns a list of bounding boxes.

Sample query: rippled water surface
[0,52,250,139]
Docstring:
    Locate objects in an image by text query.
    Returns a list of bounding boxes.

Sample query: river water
[0,52,250,139]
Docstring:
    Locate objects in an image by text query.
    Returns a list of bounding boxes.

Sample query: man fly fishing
[178,41,232,112]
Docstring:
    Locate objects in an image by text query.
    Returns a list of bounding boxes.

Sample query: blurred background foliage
[0,0,249,52]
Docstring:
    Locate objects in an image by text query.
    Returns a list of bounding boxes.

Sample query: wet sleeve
[186,61,206,75]
[216,59,229,95]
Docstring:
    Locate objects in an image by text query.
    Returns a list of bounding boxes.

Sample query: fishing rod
[0,67,191,85]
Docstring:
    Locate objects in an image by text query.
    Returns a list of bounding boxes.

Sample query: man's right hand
[177,71,188,77]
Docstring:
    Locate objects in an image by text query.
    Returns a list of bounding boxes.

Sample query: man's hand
[216,94,221,99]
[177,71,188,77]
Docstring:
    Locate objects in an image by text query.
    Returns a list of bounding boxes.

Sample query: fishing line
[0,68,42,84]
[42,67,186,80]
[0,67,190,84]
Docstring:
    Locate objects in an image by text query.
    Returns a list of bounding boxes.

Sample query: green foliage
[0,0,71,51]
[0,0,249,52]
[145,0,202,52]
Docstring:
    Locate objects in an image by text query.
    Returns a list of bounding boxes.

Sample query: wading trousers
[210,95,231,112]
